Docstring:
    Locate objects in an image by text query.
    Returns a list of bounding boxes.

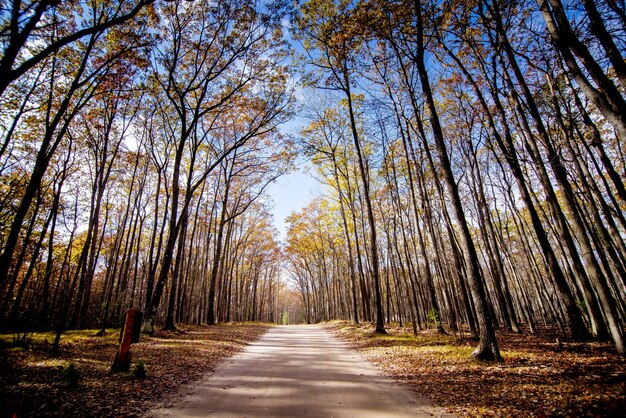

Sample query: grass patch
[0,329,120,348]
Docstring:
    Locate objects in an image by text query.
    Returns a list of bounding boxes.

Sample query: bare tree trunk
[412,0,500,361]
[342,80,386,334]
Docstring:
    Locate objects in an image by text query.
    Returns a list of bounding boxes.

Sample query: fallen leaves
[0,323,272,417]
[3,322,624,417]
[327,321,626,417]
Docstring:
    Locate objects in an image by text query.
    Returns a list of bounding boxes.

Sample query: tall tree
[294,0,386,333]
[0,0,155,297]
[142,0,292,332]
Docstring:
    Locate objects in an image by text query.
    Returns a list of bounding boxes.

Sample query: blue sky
[267,16,325,243]
[267,160,322,242]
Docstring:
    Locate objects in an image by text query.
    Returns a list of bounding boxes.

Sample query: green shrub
[426,308,442,330]
[133,361,146,379]
[62,363,80,387]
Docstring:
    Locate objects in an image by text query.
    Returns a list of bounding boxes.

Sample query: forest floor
[327,321,626,417]
[0,323,272,417]
[2,321,625,417]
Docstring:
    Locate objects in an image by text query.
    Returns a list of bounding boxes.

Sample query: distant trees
[0,0,293,342]
[294,0,387,334]
[141,0,292,332]
[287,0,626,358]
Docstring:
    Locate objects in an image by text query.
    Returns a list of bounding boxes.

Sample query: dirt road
[149,325,453,417]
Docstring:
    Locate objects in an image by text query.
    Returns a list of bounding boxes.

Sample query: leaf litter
[0,323,272,417]
[326,321,626,417]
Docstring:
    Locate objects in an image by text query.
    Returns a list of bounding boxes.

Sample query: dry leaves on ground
[327,321,626,417]
[0,323,272,418]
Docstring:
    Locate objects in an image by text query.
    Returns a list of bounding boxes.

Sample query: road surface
[148,324,453,417]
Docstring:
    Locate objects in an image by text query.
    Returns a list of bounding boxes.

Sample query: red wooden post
[111,308,140,372]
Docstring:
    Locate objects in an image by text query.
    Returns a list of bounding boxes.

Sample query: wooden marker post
[111,308,142,372]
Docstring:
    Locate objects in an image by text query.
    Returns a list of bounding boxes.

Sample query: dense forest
[1,0,625,362]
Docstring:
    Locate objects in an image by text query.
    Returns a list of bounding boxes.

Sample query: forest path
[148,324,453,417]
